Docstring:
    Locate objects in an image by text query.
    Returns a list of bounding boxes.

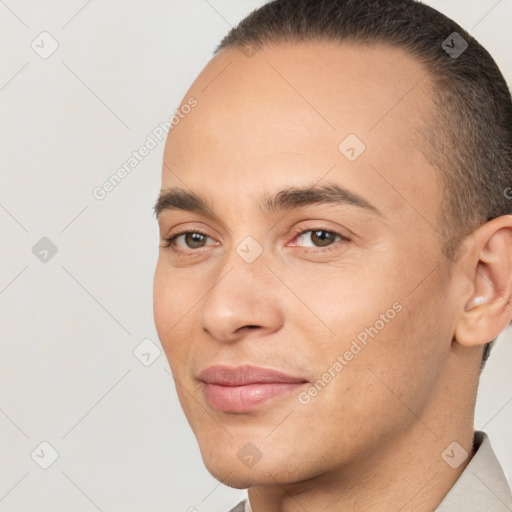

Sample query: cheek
[153,261,189,362]
[294,266,399,356]
[332,278,450,423]
[153,260,212,381]
[153,260,194,332]
[296,261,449,415]
[152,261,171,335]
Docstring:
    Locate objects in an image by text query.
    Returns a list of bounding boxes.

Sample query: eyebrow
[153,182,381,219]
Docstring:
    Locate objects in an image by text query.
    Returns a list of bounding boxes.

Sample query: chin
[200,445,310,489]
[204,461,282,489]
[210,470,254,490]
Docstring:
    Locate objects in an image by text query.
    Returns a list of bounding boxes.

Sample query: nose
[200,253,284,343]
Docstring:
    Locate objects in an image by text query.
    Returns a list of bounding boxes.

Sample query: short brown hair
[214,0,512,365]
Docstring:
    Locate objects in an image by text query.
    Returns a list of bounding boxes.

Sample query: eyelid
[161,225,350,255]
[287,225,351,246]
[160,229,217,250]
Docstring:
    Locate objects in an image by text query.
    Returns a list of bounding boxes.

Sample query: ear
[454,215,512,348]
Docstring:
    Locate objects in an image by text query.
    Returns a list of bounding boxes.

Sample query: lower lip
[202,382,307,412]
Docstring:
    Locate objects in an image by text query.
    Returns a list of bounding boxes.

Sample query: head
[153,0,512,490]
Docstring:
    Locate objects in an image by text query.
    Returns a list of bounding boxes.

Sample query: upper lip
[198,364,309,386]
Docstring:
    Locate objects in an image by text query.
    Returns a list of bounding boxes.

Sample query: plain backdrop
[0,1,511,511]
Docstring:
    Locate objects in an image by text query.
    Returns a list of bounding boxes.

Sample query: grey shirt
[228,431,512,511]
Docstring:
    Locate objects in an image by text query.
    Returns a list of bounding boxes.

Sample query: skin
[153,41,512,511]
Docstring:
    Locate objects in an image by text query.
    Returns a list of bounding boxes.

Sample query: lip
[198,364,309,412]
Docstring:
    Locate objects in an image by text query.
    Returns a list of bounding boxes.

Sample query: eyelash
[160,229,211,252]
[160,226,350,255]
[291,226,350,254]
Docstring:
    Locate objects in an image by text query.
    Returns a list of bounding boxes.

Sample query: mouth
[198,364,309,413]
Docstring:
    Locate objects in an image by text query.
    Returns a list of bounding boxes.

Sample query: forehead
[162,41,440,226]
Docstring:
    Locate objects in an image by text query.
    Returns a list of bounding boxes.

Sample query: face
[153,41,460,488]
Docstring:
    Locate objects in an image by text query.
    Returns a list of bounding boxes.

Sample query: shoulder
[436,431,512,511]
[227,499,247,512]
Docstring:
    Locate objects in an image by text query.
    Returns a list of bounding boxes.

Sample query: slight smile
[198,364,310,413]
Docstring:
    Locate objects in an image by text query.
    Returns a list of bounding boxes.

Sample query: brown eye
[295,229,343,248]
[161,230,217,251]
[310,230,337,247]
[183,232,207,249]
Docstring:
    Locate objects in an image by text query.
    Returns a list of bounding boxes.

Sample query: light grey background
[0,1,511,511]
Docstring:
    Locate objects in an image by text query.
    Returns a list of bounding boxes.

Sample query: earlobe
[454,216,512,348]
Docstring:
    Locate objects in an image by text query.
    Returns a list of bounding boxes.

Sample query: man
[152,0,512,510]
